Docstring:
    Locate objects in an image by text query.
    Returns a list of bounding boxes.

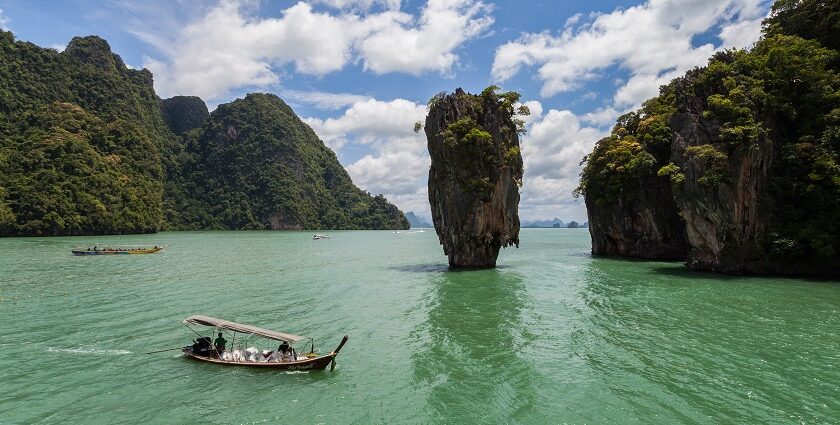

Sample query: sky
[0,0,772,222]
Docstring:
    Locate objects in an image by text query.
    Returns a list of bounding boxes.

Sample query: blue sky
[0,0,771,221]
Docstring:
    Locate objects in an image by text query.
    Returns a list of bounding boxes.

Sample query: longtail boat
[72,245,165,255]
[180,315,348,371]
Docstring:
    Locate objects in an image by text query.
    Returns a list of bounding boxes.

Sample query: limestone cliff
[579,2,840,277]
[425,87,525,268]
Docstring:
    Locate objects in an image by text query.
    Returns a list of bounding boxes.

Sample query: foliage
[657,163,686,185]
[579,0,840,268]
[160,96,209,135]
[432,87,526,199]
[0,31,409,235]
[764,0,840,51]
[686,145,729,187]
[577,92,673,203]
[576,137,656,204]
[0,32,170,236]
[169,93,409,230]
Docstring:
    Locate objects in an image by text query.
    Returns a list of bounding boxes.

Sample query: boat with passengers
[181,315,348,371]
[72,245,165,255]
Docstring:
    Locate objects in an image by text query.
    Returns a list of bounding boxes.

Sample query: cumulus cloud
[304,95,603,221]
[358,0,494,75]
[519,105,607,220]
[139,0,492,100]
[0,8,10,30]
[304,98,429,211]
[304,98,426,149]
[718,14,766,49]
[492,0,767,106]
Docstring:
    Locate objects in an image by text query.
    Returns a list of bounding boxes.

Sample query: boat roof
[183,315,306,343]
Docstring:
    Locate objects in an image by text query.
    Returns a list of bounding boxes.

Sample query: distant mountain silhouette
[405,211,433,228]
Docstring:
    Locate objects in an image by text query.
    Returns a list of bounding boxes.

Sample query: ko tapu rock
[423,86,527,268]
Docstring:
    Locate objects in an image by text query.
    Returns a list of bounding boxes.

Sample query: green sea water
[1,229,838,424]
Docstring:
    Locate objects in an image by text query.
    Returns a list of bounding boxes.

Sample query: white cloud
[581,106,621,126]
[518,105,607,222]
[718,14,765,49]
[304,98,429,211]
[139,0,492,100]
[305,96,603,222]
[0,8,10,30]
[302,98,432,217]
[358,0,494,75]
[280,89,371,110]
[523,108,605,181]
[495,0,769,221]
[304,98,426,150]
[309,0,401,11]
[492,0,766,106]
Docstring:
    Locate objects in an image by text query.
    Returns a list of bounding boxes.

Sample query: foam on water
[47,346,132,355]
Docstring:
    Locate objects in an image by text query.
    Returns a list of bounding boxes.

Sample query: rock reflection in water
[410,269,544,422]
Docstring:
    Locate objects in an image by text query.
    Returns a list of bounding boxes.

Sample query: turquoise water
[1,229,838,424]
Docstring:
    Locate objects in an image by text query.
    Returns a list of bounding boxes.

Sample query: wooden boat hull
[182,349,336,370]
[72,247,164,256]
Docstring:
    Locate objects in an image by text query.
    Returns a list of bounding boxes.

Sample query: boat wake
[47,346,132,355]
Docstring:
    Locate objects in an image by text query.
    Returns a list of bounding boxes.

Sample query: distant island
[578,0,840,278]
[521,218,588,228]
[405,212,433,228]
[0,32,408,236]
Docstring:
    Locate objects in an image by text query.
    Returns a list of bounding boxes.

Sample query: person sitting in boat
[191,336,212,356]
[262,340,292,362]
[213,332,227,357]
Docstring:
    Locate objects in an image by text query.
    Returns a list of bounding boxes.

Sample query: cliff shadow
[409,268,542,422]
[389,263,511,274]
[648,264,740,281]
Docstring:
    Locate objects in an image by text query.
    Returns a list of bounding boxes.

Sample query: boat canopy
[183,315,306,343]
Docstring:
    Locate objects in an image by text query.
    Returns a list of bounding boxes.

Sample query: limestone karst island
[1,0,839,423]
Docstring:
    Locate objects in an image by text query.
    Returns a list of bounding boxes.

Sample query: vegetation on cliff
[425,86,526,268]
[0,32,169,235]
[0,31,407,235]
[160,96,209,136]
[166,93,408,231]
[579,0,840,276]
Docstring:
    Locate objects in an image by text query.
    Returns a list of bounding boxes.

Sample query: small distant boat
[180,315,348,371]
[313,234,330,240]
[72,245,165,255]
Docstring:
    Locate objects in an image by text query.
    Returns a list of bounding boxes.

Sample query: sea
[1,229,838,424]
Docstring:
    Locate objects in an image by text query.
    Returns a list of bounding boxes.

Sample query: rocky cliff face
[425,87,524,268]
[585,172,687,261]
[580,5,840,278]
[667,72,774,273]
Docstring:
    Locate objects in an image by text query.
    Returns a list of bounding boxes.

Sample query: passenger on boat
[213,332,227,357]
[192,336,213,357]
[260,341,292,362]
